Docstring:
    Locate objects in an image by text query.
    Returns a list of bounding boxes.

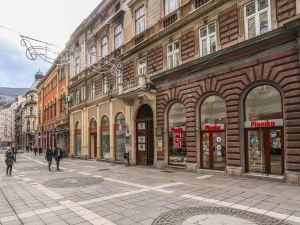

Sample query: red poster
[171,127,183,148]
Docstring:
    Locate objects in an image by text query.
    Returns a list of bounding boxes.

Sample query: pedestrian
[13,147,18,162]
[45,148,53,171]
[26,146,29,153]
[38,147,42,155]
[34,147,37,156]
[5,147,14,176]
[53,145,63,171]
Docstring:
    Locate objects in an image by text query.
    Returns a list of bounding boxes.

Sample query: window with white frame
[245,0,270,39]
[199,22,216,57]
[102,77,108,94]
[165,0,180,15]
[80,86,85,102]
[75,90,80,104]
[101,36,108,58]
[137,58,147,76]
[75,57,80,75]
[90,82,96,99]
[114,24,123,50]
[89,46,96,65]
[167,41,180,69]
[135,5,145,35]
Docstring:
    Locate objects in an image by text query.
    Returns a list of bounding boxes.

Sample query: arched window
[168,102,186,165]
[244,85,284,175]
[245,85,282,121]
[115,113,126,161]
[74,121,81,156]
[200,95,226,171]
[90,118,97,129]
[101,116,110,159]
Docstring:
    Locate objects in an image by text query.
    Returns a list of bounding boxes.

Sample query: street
[0,153,300,225]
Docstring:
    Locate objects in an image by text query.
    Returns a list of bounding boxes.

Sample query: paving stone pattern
[0,152,300,225]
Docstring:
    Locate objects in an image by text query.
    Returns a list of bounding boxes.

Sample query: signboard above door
[244,119,283,128]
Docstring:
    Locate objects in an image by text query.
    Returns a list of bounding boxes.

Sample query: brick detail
[122,60,136,88]
[218,4,239,48]
[147,45,163,74]
[181,29,196,63]
[156,48,300,171]
[276,0,296,24]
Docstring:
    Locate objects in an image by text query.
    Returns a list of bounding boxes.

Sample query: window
[59,66,65,80]
[89,46,96,65]
[80,86,85,102]
[90,82,96,99]
[101,36,108,58]
[199,22,216,57]
[165,0,180,15]
[75,90,80,104]
[115,70,123,89]
[115,113,126,161]
[101,116,110,159]
[75,57,80,75]
[114,24,123,50]
[137,58,147,76]
[168,102,186,166]
[167,41,180,69]
[102,77,108,94]
[245,0,270,39]
[135,5,145,35]
[115,1,120,12]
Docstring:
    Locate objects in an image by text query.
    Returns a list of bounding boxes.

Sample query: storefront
[244,85,284,175]
[200,95,226,171]
[115,113,126,161]
[74,121,82,156]
[168,102,186,166]
[101,115,110,159]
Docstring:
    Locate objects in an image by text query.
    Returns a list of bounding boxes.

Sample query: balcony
[162,11,178,28]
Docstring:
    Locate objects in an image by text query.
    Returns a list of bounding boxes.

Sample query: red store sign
[244,119,283,128]
[202,124,225,131]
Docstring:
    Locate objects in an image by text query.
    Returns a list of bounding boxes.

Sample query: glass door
[268,129,283,175]
[201,133,210,169]
[213,132,226,170]
[247,129,265,174]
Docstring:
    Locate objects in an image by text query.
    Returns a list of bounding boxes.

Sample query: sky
[0,0,102,88]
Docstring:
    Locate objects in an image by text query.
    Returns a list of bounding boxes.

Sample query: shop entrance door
[136,120,154,165]
[245,128,283,175]
[89,132,97,159]
[201,131,226,170]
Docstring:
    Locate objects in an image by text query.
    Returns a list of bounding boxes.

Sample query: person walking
[5,147,14,176]
[38,147,42,156]
[53,145,63,171]
[13,147,18,162]
[33,147,37,156]
[45,148,53,171]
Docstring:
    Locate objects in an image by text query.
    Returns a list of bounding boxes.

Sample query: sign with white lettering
[244,119,283,128]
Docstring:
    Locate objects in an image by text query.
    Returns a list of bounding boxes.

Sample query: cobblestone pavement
[0,152,300,225]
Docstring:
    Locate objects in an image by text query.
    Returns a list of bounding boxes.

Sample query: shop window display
[101,116,110,159]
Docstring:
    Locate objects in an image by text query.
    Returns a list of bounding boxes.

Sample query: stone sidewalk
[0,152,300,225]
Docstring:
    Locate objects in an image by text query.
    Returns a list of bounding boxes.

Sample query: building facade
[62,0,300,183]
[0,96,25,147]
[37,64,69,153]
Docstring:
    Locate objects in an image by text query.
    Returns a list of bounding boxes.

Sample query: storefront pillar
[69,113,74,156]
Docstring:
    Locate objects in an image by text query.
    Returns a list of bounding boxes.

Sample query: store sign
[202,124,225,131]
[244,119,283,128]
[171,127,183,148]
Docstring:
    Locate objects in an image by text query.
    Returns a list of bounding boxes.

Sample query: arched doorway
[200,95,226,171]
[115,113,126,161]
[89,119,97,159]
[136,104,154,166]
[168,102,186,166]
[101,116,110,159]
[244,85,284,175]
[74,121,82,156]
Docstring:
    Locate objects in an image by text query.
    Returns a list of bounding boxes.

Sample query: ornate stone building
[59,0,300,183]
[14,71,43,149]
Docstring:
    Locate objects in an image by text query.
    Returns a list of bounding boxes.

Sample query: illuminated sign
[244,119,283,128]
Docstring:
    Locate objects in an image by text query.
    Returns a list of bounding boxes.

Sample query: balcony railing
[163,12,177,28]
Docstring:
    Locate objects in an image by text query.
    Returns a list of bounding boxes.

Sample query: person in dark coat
[45,148,53,171]
[38,147,42,156]
[26,146,29,153]
[53,145,63,171]
[33,147,37,156]
[5,147,14,176]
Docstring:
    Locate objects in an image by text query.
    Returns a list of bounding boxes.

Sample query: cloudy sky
[0,0,102,88]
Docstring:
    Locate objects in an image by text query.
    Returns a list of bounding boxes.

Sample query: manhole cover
[43,176,104,188]
[152,207,290,225]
